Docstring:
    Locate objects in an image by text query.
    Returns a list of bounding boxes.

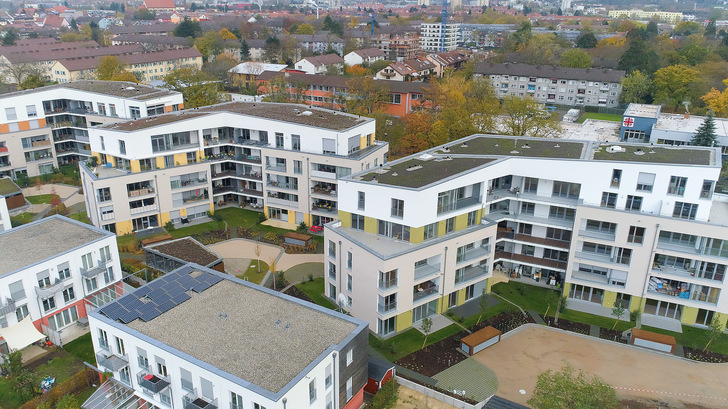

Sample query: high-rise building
[420,23,460,52]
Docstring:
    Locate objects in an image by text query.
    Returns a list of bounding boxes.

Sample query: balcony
[311,185,337,197]
[130,203,158,215]
[455,264,489,285]
[579,228,615,242]
[414,263,440,281]
[101,211,115,221]
[212,186,262,197]
[656,239,700,255]
[310,169,336,180]
[413,280,439,303]
[265,164,286,172]
[647,278,719,305]
[574,251,613,264]
[495,250,567,271]
[137,371,171,394]
[212,170,261,181]
[457,244,491,264]
[81,260,107,279]
[497,230,570,249]
[50,119,86,129]
[378,301,397,314]
[312,202,337,214]
[184,390,218,409]
[0,297,16,316]
[207,153,261,164]
[570,269,610,286]
[96,352,128,372]
[437,195,481,215]
[34,278,64,297]
[267,180,297,191]
[0,160,10,169]
[127,187,155,198]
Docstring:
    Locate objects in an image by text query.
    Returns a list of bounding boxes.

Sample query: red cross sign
[623,117,635,127]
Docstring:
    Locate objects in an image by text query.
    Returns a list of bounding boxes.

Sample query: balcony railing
[413,281,439,302]
[310,169,336,179]
[455,265,489,285]
[101,211,115,221]
[456,245,491,264]
[497,231,570,249]
[137,371,171,394]
[267,181,297,190]
[495,250,567,271]
[378,301,397,314]
[130,203,158,215]
[414,263,440,281]
[96,352,128,372]
[0,297,16,316]
[579,228,616,242]
[81,260,108,279]
[184,389,218,409]
[128,187,155,197]
[311,186,337,196]
[312,203,337,214]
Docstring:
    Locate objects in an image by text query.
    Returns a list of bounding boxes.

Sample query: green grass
[576,112,623,123]
[10,212,35,226]
[491,281,558,311]
[641,325,728,355]
[168,220,225,239]
[459,302,517,329]
[237,260,269,284]
[64,332,95,364]
[295,278,337,310]
[558,309,634,332]
[25,194,60,204]
[68,212,90,224]
[370,324,463,361]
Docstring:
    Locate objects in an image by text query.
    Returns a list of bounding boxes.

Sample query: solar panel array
[100,269,223,323]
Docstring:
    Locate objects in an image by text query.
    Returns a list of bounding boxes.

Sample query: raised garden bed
[192,228,230,245]
[283,285,315,304]
[599,327,627,344]
[472,311,534,333]
[543,316,590,335]
[683,347,728,363]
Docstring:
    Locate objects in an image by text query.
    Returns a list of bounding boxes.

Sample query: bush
[258,212,267,223]
[165,221,175,232]
[207,211,222,222]
[630,308,642,322]
[365,379,399,408]
[262,232,280,243]
[307,273,314,282]
[275,271,286,288]
[1,350,23,376]
[559,295,569,313]
[296,221,307,233]
[20,370,88,409]
[55,394,80,409]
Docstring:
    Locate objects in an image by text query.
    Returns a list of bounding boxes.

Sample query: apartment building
[370,29,420,62]
[608,9,682,23]
[474,62,625,108]
[0,215,124,353]
[0,81,183,179]
[325,134,728,337]
[420,23,460,52]
[344,48,386,67]
[50,48,203,83]
[85,264,368,409]
[295,54,345,75]
[80,102,387,235]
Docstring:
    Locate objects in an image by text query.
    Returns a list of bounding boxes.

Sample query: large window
[552,181,580,198]
[379,269,397,289]
[423,222,438,240]
[636,172,655,192]
[625,195,642,212]
[523,177,538,193]
[391,198,404,218]
[378,220,410,241]
[378,317,395,336]
[615,248,631,265]
[351,213,364,230]
[668,176,687,196]
[601,192,617,208]
[47,306,78,331]
[627,226,645,244]
[549,206,575,220]
[673,202,697,220]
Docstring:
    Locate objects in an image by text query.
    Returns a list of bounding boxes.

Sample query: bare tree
[254,243,262,273]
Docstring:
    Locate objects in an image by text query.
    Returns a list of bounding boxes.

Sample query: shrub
[307,273,314,282]
[296,221,307,233]
[165,221,176,232]
[55,394,80,409]
[258,212,267,223]
[1,350,23,376]
[207,211,222,222]
[365,379,399,408]
[559,295,569,313]
[20,370,87,409]
[262,232,280,243]
[275,271,286,288]
[630,308,642,322]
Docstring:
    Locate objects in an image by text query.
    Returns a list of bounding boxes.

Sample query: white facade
[0,216,123,352]
[0,81,183,178]
[343,51,385,67]
[0,196,9,232]
[420,23,460,52]
[326,135,728,335]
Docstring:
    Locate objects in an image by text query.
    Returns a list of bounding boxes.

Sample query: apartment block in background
[0,80,183,179]
[420,23,460,52]
[326,134,728,336]
[81,102,387,235]
[0,215,124,353]
[85,264,368,409]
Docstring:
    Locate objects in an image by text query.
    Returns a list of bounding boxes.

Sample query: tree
[18,74,46,90]
[13,369,39,401]
[345,77,390,115]
[240,39,250,61]
[528,365,618,409]
[703,313,724,352]
[519,33,561,65]
[345,65,366,76]
[702,79,728,117]
[254,243,262,273]
[706,19,717,38]
[96,56,126,80]
[543,289,559,318]
[560,48,592,68]
[2,28,18,46]
[645,21,658,38]
[194,31,224,61]
[618,38,659,74]
[575,32,597,48]
[691,111,718,147]
[56,394,80,409]
[322,15,343,36]
[163,67,221,108]
[269,257,278,289]
[69,18,78,30]
[110,71,140,83]
[652,64,703,110]
[218,28,238,40]
[295,23,314,35]
[420,316,433,348]
[500,95,561,138]
[263,36,281,62]
[203,53,238,83]
[611,300,626,330]
[477,288,489,324]
[1,350,23,377]
[133,7,155,20]
[174,18,202,38]
[619,70,653,104]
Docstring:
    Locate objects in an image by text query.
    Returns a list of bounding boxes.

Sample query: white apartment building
[0,216,124,353]
[420,23,460,52]
[80,102,387,235]
[473,62,626,108]
[325,134,728,337]
[0,194,9,232]
[0,81,183,179]
[84,264,369,409]
[608,9,683,23]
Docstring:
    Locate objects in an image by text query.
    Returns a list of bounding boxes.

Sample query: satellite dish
[337,293,347,306]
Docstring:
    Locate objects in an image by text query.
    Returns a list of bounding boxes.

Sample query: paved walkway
[527,310,546,325]
[432,358,499,402]
[589,324,600,337]
[641,313,684,333]
[413,314,452,334]
[208,239,283,263]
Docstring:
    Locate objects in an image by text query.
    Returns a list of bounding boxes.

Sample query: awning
[0,316,46,351]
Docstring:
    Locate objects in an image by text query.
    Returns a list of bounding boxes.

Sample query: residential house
[295,54,345,75]
[229,62,287,88]
[293,34,344,55]
[344,48,386,66]
[375,58,435,82]
[142,0,177,12]
[426,51,469,77]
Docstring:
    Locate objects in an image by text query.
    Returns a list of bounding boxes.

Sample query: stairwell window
[673,202,698,220]
[391,198,404,218]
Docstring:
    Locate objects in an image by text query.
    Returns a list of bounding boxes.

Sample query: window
[5,107,16,120]
[636,172,655,192]
[357,191,365,210]
[611,169,622,187]
[157,361,168,377]
[26,105,37,117]
[98,188,112,202]
[465,284,475,300]
[549,206,575,220]
[378,220,410,241]
[62,287,75,303]
[582,242,612,254]
[346,377,353,401]
[523,177,538,193]
[109,104,117,116]
[379,269,397,289]
[701,180,714,199]
[104,267,115,284]
[98,329,109,350]
[351,213,364,230]
[585,219,616,234]
[520,202,535,215]
[180,368,193,391]
[274,132,284,148]
[347,274,352,292]
[98,103,106,115]
[118,140,126,155]
[58,263,70,280]
[546,227,571,241]
[328,262,336,280]
[329,283,336,299]
[673,202,698,220]
[85,277,98,292]
[42,297,56,312]
[423,222,438,240]
[552,181,580,198]
[293,160,302,174]
[231,392,243,409]
[115,336,125,355]
[254,404,267,409]
[292,134,301,151]
[601,192,617,208]
[625,195,642,212]
[445,217,455,233]
[378,317,395,335]
[544,248,568,262]
[100,245,112,263]
[627,226,645,244]
[329,240,336,258]
[521,245,535,256]
[99,135,106,151]
[668,176,687,195]
[325,364,332,388]
[15,305,28,322]
[129,106,140,119]
[391,198,404,218]
[615,248,632,265]
[346,349,353,366]
[81,252,93,270]
[518,223,532,235]
[390,93,401,104]
[38,273,51,288]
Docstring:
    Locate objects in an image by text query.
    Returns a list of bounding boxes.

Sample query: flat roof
[146,237,221,267]
[121,268,358,393]
[0,216,109,277]
[102,102,370,132]
[591,145,713,165]
[624,103,660,119]
[655,113,728,137]
[438,137,586,159]
[359,156,496,188]
[1,80,180,101]
[0,177,21,197]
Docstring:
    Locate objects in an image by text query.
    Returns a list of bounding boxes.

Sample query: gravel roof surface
[146,237,221,266]
[2,80,179,101]
[127,278,357,392]
[0,217,108,277]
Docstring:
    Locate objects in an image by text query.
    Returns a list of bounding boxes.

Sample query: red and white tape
[613,386,728,402]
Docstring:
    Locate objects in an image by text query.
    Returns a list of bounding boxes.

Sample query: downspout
[332,352,338,409]
[641,223,661,310]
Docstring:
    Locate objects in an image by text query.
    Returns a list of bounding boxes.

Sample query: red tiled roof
[57,47,201,71]
[301,53,344,67]
[143,0,176,9]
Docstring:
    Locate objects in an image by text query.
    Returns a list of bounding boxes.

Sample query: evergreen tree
[576,32,597,48]
[240,39,250,61]
[692,111,718,147]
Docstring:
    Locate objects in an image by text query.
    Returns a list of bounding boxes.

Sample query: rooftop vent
[554,144,561,148]
[521,144,530,149]
[391,172,398,176]
[406,165,423,171]
[606,146,625,153]
[298,110,313,116]
[634,148,645,156]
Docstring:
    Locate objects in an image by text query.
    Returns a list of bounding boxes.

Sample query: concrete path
[589,324,600,337]
[208,239,284,263]
[472,325,728,408]
[527,310,545,325]
[413,314,452,334]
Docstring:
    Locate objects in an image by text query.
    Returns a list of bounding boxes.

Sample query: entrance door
[644,299,682,320]
[412,300,437,324]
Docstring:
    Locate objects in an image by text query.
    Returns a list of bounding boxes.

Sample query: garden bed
[398,374,479,405]
[283,285,316,304]
[683,347,728,363]
[599,327,628,344]
[543,316,590,335]
[191,228,230,245]
[471,311,534,333]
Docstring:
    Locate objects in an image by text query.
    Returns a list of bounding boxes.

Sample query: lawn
[371,324,463,362]
[641,325,728,355]
[64,332,95,364]
[10,212,35,226]
[576,112,623,123]
[491,281,558,311]
[68,212,90,224]
[295,278,337,310]
[558,309,634,332]
[168,220,225,239]
[25,194,60,204]
[238,260,269,284]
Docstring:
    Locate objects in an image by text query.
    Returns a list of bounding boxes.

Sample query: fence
[394,375,489,409]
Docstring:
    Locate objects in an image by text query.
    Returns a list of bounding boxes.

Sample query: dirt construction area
[473,326,728,408]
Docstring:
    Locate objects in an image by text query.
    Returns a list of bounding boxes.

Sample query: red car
[309,225,323,233]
